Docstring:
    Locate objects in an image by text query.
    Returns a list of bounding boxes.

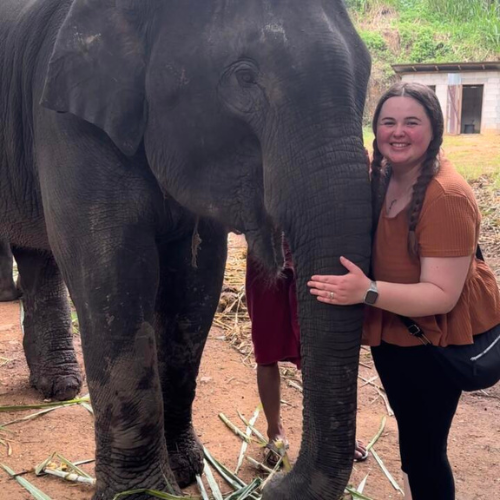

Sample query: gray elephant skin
[0,1,371,499]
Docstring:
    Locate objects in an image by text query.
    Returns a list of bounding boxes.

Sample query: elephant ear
[40,0,146,156]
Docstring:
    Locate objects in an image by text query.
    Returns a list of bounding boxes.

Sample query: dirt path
[1,291,499,499]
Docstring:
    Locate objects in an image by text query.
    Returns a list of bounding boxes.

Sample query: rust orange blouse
[363,157,500,347]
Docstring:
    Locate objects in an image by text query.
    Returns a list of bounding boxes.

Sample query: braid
[406,155,439,258]
[371,140,390,230]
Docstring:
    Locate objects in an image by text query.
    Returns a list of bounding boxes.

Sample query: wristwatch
[364,281,379,305]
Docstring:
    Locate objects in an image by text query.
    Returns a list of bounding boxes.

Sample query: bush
[344,0,399,13]
[359,30,387,54]
[398,24,452,62]
[343,0,366,10]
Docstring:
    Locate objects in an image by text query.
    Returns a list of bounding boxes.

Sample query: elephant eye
[236,69,256,87]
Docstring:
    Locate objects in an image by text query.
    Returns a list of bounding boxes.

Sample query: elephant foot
[261,472,291,500]
[0,285,22,302]
[166,425,204,487]
[92,455,181,500]
[30,365,83,401]
[261,470,347,500]
[93,478,181,500]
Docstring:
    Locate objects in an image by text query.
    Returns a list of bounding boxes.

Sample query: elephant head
[41,1,371,498]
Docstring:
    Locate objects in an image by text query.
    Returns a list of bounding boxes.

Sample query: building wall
[401,71,500,134]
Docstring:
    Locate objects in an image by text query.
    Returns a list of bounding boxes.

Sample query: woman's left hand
[307,256,371,305]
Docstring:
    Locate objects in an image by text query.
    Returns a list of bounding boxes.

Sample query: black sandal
[264,438,290,467]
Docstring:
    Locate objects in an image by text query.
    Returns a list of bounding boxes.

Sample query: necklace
[386,185,413,214]
[387,198,398,213]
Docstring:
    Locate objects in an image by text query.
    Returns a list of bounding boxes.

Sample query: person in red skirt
[246,238,368,465]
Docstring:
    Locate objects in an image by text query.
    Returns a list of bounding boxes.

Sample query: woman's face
[376,96,433,171]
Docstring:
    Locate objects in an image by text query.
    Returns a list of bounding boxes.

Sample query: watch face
[365,290,378,305]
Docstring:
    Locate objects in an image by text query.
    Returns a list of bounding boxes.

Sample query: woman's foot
[354,440,369,462]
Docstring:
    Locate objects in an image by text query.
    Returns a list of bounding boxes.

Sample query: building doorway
[461,85,483,134]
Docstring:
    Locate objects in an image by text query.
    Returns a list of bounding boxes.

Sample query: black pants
[372,342,462,500]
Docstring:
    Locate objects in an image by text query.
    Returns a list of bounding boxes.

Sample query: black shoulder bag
[397,246,500,392]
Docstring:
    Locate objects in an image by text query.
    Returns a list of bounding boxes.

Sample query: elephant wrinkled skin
[0,1,371,499]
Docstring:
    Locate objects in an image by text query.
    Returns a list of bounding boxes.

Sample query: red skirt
[245,256,301,368]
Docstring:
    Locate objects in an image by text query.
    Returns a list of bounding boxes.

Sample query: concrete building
[392,62,500,135]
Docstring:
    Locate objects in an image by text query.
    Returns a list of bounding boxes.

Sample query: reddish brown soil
[1,251,499,499]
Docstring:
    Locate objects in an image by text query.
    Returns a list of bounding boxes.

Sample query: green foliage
[348,0,500,63]
[423,0,500,50]
[343,0,369,10]
[424,0,500,20]
[398,23,452,62]
[359,30,387,54]
[345,0,399,11]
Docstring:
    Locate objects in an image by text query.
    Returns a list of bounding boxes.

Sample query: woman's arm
[307,254,472,317]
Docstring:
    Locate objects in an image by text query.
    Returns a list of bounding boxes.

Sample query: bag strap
[397,315,431,345]
[475,245,485,261]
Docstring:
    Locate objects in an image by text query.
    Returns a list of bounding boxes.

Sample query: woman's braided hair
[371,82,444,258]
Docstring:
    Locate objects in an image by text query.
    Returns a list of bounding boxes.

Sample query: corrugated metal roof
[392,61,500,74]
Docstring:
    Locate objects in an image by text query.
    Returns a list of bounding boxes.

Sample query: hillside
[346,0,500,122]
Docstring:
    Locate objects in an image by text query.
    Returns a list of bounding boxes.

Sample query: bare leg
[257,363,285,441]
[0,237,21,302]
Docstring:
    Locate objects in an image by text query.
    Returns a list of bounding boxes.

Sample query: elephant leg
[56,228,180,500]
[155,220,227,487]
[12,247,82,400]
[0,237,21,302]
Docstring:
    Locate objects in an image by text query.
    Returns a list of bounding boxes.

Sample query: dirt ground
[1,235,500,500]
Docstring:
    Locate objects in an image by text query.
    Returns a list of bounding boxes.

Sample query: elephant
[0,237,21,301]
[0,0,372,499]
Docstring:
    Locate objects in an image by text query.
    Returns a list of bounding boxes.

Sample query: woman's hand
[307,256,371,305]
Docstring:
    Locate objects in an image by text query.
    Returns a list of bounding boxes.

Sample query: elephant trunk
[262,124,372,499]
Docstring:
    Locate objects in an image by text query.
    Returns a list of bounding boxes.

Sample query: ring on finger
[328,291,334,300]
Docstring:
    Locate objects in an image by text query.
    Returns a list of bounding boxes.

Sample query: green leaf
[195,475,210,500]
[1,463,53,500]
[371,448,404,494]
[1,407,62,427]
[203,448,260,500]
[356,473,369,494]
[203,461,224,500]
[79,401,94,415]
[224,478,262,500]
[366,416,386,451]
[345,485,374,500]
[0,395,90,412]
[112,488,200,500]
[235,407,260,474]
